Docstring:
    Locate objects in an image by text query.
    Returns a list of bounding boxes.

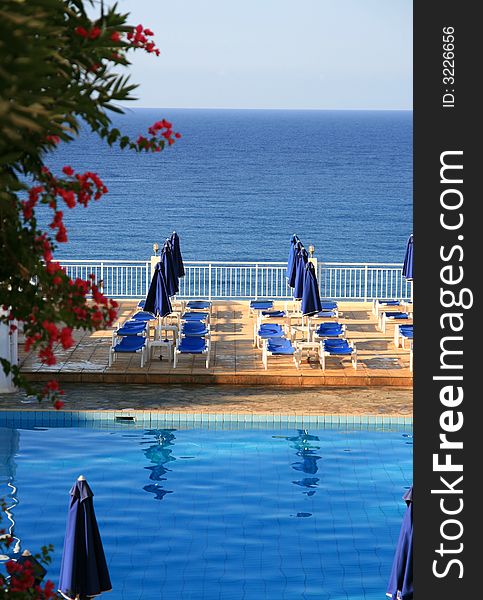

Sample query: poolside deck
[18,301,412,387]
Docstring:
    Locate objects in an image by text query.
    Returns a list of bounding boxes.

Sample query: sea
[42,108,412,264]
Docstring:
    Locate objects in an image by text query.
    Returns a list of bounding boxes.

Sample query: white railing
[317,262,411,301]
[60,260,151,298]
[59,259,411,301]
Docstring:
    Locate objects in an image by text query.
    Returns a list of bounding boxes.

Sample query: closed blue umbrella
[144,262,173,318]
[170,231,185,278]
[58,476,111,600]
[402,234,413,280]
[286,234,299,288]
[386,486,413,600]
[293,243,308,300]
[301,261,322,316]
[161,239,179,297]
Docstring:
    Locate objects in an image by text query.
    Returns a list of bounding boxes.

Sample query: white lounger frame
[108,338,148,368]
[261,338,300,370]
[379,311,412,333]
[394,324,413,349]
[372,298,403,317]
[319,341,357,371]
[173,336,211,369]
[253,319,289,349]
[312,323,346,343]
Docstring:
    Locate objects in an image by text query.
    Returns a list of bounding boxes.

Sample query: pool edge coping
[0,409,413,426]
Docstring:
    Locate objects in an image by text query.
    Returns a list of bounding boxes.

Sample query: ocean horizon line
[118,105,413,113]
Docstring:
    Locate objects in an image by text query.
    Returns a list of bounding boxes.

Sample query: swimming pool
[1,416,412,600]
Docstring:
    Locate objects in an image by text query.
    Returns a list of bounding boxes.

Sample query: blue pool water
[38,108,413,263]
[1,421,412,599]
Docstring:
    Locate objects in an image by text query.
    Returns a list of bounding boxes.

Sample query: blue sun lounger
[186,300,212,314]
[130,311,156,322]
[319,338,357,370]
[249,299,274,317]
[116,321,146,335]
[262,337,299,370]
[112,320,147,344]
[320,301,338,311]
[379,311,411,333]
[109,335,148,367]
[254,322,286,348]
[173,336,211,368]
[261,310,286,318]
[372,298,402,317]
[313,322,346,341]
[181,321,210,337]
[311,309,338,320]
[181,311,210,324]
[394,324,414,349]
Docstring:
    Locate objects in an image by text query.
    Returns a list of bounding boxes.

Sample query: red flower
[60,327,74,349]
[46,261,63,275]
[56,225,68,243]
[62,165,74,176]
[21,201,33,220]
[74,278,89,294]
[46,380,60,392]
[62,190,76,208]
[91,310,103,323]
[44,580,55,597]
[46,135,61,145]
[54,400,65,410]
[89,26,102,40]
[75,26,88,38]
[50,210,63,228]
[92,286,107,305]
[29,185,44,200]
[39,347,56,365]
[42,321,59,340]
[110,31,121,42]
[175,132,181,139]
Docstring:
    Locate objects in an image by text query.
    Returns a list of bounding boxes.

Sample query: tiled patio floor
[18,301,413,388]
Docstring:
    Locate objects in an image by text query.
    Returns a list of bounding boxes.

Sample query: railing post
[254,264,259,299]
[363,264,368,302]
[208,263,212,300]
[100,261,104,294]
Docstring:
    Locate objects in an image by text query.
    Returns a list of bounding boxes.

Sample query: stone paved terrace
[18,301,413,388]
[0,384,412,417]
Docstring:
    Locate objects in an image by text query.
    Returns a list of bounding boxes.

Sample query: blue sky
[116,0,412,110]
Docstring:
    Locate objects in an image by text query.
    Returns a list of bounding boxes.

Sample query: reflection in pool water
[141,429,177,500]
[275,429,322,504]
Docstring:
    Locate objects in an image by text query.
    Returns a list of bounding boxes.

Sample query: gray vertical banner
[414,2,478,598]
